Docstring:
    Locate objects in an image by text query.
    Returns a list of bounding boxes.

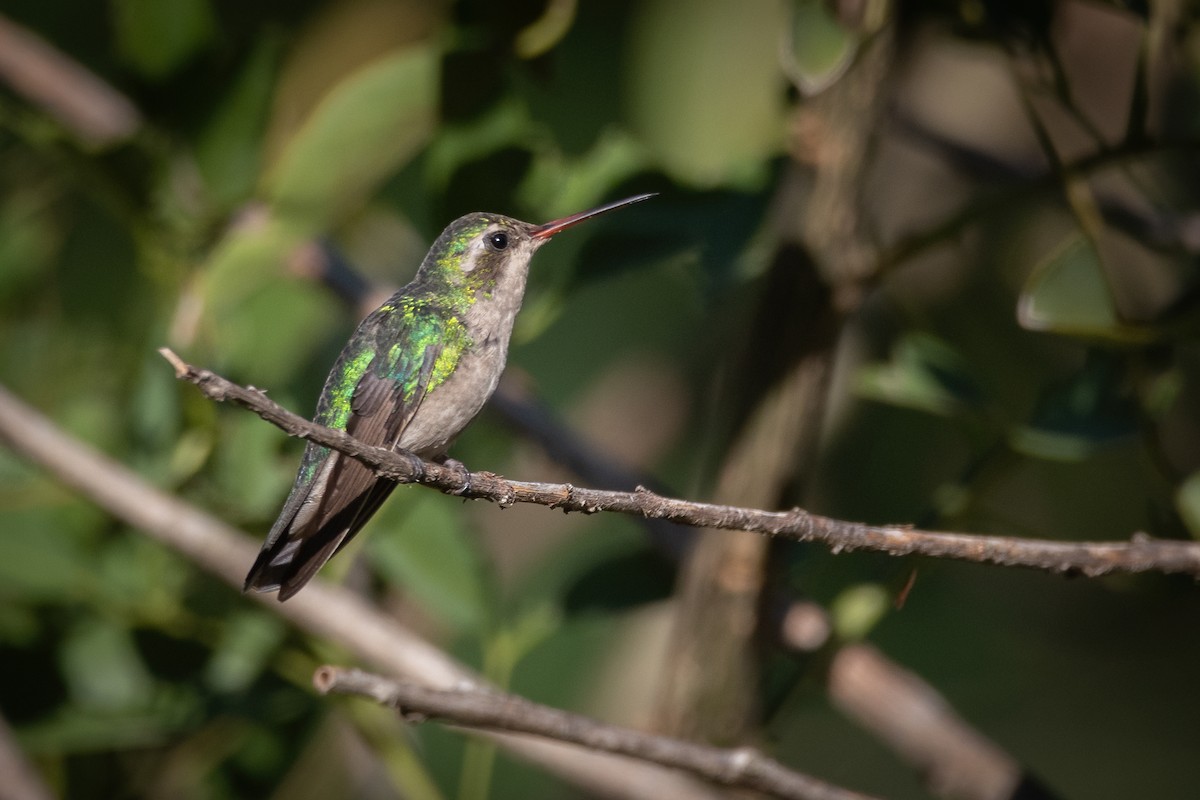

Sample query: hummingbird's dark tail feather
[243,456,398,600]
[279,480,395,600]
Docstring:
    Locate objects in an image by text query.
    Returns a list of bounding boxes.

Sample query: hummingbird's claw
[437,456,472,496]
[399,450,426,482]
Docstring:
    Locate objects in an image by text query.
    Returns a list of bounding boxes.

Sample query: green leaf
[264,46,439,231]
[517,128,648,218]
[198,214,306,316]
[1177,471,1200,539]
[365,490,488,633]
[856,332,983,416]
[1018,234,1154,344]
[423,98,531,193]
[205,611,287,693]
[0,518,93,601]
[625,0,785,187]
[112,0,215,79]
[830,583,890,641]
[214,411,296,519]
[515,0,580,59]
[0,190,57,301]
[96,536,186,612]
[127,352,185,483]
[198,46,438,373]
[19,708,186,754]
[60,618,154,711]
[787,0,855,94]
[196,38,283,209]
[1009,353,1138,462]
[198,215,343,383]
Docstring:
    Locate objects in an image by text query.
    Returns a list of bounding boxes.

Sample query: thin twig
[161,348,1200,580]
[313,666,879,800]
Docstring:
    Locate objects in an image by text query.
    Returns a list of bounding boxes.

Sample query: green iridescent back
[290,210,526,486]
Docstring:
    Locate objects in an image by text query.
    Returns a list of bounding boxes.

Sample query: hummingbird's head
[419,213,544,298]
[418,194,656,300]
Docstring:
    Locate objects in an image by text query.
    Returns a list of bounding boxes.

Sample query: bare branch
[0,711,54,800]
[162,348,1200,581]
[829,645,1020,800]
[313,666,879,800]
[0,14,141,145]
[0,382,729,800]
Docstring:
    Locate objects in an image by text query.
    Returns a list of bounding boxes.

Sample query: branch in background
[0,383,730,800]
[161,348,1200,580]
[0,711,54,800]
[828,645,1022,800]
[883,120,1200,277]
[0,14,141,145]
[313,666,879,800]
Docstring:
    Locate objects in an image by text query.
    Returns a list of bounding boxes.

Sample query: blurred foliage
[1,1,1200,799]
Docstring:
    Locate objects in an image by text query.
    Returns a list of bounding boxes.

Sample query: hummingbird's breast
[396,337,508,457]
[396,279,526,457]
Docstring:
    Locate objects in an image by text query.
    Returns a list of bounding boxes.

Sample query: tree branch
[0,13,141,145]
[0,382,730,800]
[828,644,1021,800]
[0,711,54,800]
[313,666,878,800]
[161,348,1200,581]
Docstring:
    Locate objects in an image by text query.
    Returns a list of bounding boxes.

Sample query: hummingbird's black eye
[487,231,509,251]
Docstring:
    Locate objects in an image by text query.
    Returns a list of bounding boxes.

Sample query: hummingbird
[245,193,654,600]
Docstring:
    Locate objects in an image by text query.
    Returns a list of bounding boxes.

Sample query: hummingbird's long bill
[530,192,656,239]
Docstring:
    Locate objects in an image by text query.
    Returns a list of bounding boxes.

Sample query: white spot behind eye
[463,228,508,273]
[459,238,487,273]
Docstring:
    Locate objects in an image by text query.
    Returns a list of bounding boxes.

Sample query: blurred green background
[1,0,1199,798]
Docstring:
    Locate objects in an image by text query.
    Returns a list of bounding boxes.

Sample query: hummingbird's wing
[244,307,465,600]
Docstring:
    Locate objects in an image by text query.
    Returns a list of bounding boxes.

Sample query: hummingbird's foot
[398,450,426,481]
[437,456,473,496]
